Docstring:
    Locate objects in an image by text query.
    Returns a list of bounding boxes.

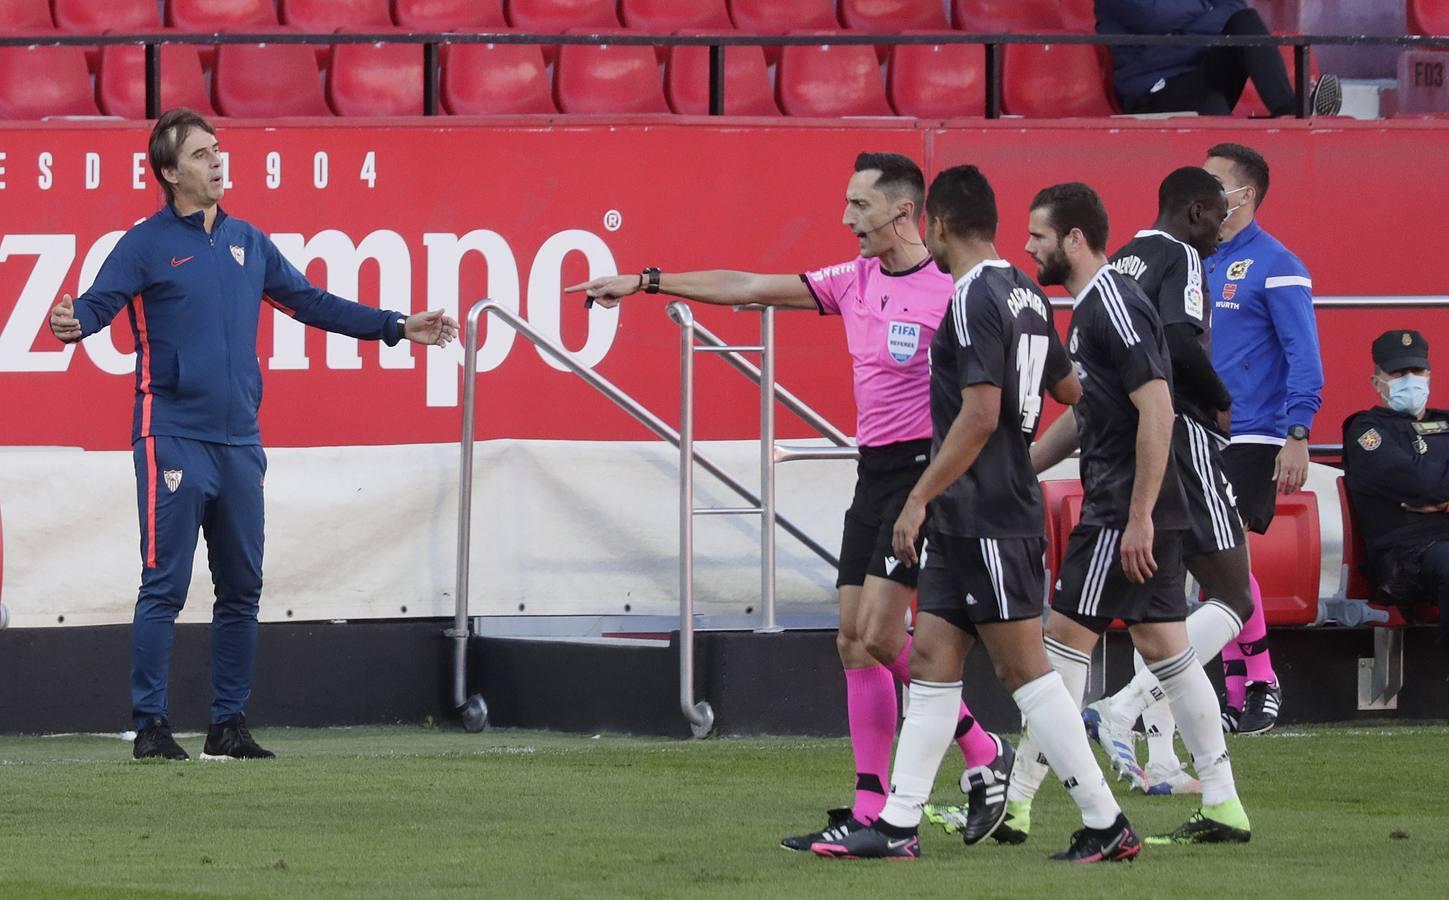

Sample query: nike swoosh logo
[886,838,914,850]
[171,256,194,267]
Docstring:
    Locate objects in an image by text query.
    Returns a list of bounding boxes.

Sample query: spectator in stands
[1203,141,1324,734]
[46,108,458,761]
[1097,0,1341,116]
[1344,330,1449,653]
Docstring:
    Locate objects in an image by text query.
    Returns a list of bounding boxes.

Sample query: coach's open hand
[565,274,639,309]
[404,309,459,347]
[49,294,81,343]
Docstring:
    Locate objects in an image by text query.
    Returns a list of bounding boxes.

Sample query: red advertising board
[2,118,1444,451]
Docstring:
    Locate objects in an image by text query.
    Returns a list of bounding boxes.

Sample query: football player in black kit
[1084,167,1255,797]
[1008,182,1251,847]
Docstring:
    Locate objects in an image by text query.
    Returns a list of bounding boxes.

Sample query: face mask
[1386,373,1430,415]
[1223,185,1250,219]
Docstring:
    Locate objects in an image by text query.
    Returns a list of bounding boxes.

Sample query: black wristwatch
[642,266,662,294]
[1287,424,1309,441]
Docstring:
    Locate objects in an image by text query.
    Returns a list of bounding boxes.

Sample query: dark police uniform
[1112,230,1244,557]
[916,260,1072,631]
[1054,265,1190,632]
[1343,404,1449,645]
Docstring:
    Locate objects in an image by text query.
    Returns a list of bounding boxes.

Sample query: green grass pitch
[1,723,1445,898]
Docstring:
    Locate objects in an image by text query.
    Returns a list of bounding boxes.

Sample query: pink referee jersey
[800,256,953,448]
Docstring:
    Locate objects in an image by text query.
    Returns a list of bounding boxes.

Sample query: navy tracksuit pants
[131,435,266,731]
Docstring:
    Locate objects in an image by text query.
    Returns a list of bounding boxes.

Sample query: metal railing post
[1294,41,1311,118]
[423,42,439,115]
[757,307,781,633]
[452,300,490,731]
[675,304,716,738]
[985,42,1002,119]
[144,42,160,119]
[708,43,725,115]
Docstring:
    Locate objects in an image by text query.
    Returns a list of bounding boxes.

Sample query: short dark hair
[149,107,216,204]
[854,151,926,217]
[926,165,998,242]
[1030,182,1109,253]
[1206,142,1269,205]
[1158,166,1226,216]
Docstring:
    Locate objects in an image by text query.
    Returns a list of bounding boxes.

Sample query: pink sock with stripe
[844,665,896,824]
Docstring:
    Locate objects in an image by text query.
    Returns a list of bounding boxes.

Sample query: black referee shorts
[1051,523,1188,633]
[1220,442,1281,534]
[916,531,1047,633]
[836,439,931,589]
[1175,416,1246,556]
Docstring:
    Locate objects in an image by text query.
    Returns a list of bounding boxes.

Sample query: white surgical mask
[1386,373,1430,416]
[1224,185,1250,219]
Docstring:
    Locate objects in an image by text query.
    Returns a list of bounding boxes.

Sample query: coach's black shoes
[1237,681,1282,735]
[1311,74,1343,117]
[960,734,1015,845]
[201,714,275,760]
[133,718,189,761]
[781,807,863,852]
[810,823,921,860]
[1050,814,1141,863]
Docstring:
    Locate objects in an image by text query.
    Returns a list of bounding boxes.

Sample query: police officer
[1343,329,1449,656]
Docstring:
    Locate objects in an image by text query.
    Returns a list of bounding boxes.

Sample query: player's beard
[1035,241,1070,287]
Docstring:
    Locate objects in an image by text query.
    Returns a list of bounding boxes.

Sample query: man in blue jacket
[1097,0,1340,117]
[48,108,458,761]
[1202,142,1323,735]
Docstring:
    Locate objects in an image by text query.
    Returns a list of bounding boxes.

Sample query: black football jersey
[1066,265,1189,530]
[1110,229,1215,423]
[928,260,1072,538]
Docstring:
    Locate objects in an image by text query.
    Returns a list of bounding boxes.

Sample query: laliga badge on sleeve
[1357,428,1382,452]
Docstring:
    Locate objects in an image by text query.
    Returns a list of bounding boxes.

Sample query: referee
[1202,142,1324,734]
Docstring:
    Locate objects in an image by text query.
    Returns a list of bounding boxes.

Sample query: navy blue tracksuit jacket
[1096,0,1247,104]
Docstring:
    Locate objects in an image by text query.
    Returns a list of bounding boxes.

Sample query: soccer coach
[47,109,458,761]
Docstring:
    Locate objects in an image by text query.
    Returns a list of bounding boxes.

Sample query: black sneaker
[1221,698,1241,734]
[133,718,189,761]
[781,807,862,852]
[201,714,275,760]
[1237,681,1282,735]
[959,734,1015,846]
[810,824,920,860]
[1050,813,1142,863]
[1311,73,1343,116]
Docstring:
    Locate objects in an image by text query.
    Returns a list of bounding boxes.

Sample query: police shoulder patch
[1357,428,1382,451]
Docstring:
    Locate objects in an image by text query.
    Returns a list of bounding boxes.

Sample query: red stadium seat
[622,0,732,31]
[666,35,777,115]
[442,41,555,114]
[729,0,836,63]
[98,45,216,118]
[777,31,894,117]
[0,46,100,118]
[1002,39,1116,117]
[1409,0,1449,36]
[393,0,507,29]
[0,0,52,31]
[212,40,333,117]
[1399,50,1449,114]
[1235,43,1322,117]
[888,34,985,118]
[1041,478,1084,598]
[53,0,160,72]
[328,41,423,116]
[839,0,948,32]
[281,0,392,30]
[1246,491,1321,626]
[952,0,1066,31]
[555,29,670,114]
[168,0,279,29]
[507,0,620,31]
[1059,0,1095,33]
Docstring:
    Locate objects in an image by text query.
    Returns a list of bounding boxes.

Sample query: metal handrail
[11,31,1444,119]
[455,297,840,735]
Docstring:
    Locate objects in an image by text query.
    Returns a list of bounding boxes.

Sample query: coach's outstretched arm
[567,270,817,310]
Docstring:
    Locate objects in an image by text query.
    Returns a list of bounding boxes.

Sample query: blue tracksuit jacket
[73,205,406,446]
[1206,220,1324,442]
